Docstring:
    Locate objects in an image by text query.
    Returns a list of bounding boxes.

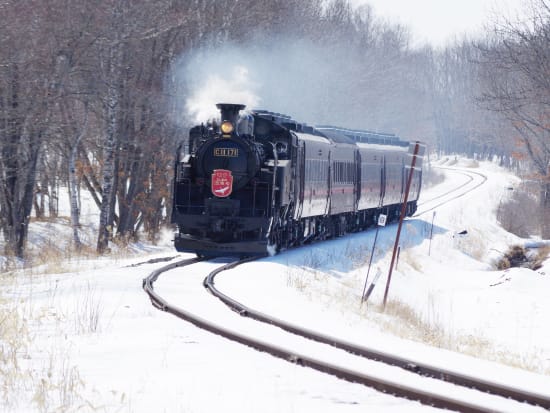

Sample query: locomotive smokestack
[216,103,246,125]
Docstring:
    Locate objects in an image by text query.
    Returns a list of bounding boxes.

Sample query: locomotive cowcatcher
[172,103,424,257]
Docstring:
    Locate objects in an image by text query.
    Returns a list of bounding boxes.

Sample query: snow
[1,157,550,412]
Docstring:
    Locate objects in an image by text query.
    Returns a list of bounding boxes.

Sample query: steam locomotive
[172,103,424,257]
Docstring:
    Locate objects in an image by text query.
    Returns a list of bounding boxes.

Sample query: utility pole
[383,141,423,308]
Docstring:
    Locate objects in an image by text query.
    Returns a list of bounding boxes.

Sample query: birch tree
[95,1,125,253]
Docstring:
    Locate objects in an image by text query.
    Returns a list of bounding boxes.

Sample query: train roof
[252,109,323,137]
[314,127,356,144]
[251,109,409,147]
[355,141,410,152]
[316,126,409,147]
[294,132,332,144]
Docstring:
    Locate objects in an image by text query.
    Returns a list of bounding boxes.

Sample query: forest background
[1,0,549,260]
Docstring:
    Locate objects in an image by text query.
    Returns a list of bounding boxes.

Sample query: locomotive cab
[172,103,290,256]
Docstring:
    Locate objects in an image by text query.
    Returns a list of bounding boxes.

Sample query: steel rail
[143,258,547,412]
[414,167,488,217]
[204,259,550,410]
[417,169,474,207]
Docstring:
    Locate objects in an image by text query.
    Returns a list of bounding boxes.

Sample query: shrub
[422,167,445,188]
[497,186,540,238]
[495,244,548,270]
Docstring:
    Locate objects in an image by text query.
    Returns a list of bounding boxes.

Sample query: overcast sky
[350,0,528,47]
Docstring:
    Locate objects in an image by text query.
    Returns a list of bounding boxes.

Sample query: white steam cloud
[169,37,407,134]
[169,39,345,126]
[185,65,261,122]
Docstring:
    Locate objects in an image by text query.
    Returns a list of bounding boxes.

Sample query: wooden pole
[428,211,436,256]
[383,142,420,308]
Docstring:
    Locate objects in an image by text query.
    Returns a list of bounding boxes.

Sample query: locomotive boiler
[172,103,424,257]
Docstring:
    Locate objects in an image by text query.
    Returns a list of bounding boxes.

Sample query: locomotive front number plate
[214,148,239,157]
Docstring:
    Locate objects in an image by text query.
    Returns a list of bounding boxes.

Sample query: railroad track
[143,257,550,412]
[414,166,488,217]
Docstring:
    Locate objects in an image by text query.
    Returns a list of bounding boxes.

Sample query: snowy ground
[1,157,549,412]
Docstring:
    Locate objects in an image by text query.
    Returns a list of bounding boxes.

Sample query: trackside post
[361,214,386,303]
[383,141,421,308]
[428,211,436,256]
[362,268,382,303]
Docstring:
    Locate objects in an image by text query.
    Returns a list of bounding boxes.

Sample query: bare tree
[0,1,67,257]
[478,0,550,237]
[9,0,543,258]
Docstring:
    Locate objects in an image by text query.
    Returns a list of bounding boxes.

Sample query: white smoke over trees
[171,29,432,140]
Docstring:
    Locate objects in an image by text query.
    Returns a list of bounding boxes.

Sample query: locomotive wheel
[268,228,283,255]
[195,252,214,259]
[267,240,279,256]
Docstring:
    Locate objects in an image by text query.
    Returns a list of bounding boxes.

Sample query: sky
[351,0,529,47]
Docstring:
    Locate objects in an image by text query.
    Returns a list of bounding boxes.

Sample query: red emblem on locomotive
[211,169,233,197]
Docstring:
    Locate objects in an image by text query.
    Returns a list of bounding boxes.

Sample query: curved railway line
[143,258,550,412]
[142,165,548,412]
[414,166,488,217]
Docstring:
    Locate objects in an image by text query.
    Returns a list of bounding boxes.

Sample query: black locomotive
[172,103,424,257]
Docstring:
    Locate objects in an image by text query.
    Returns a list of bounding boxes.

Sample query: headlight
[220,121,234,135]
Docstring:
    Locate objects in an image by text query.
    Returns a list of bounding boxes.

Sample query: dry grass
[32,349,86,413]
[492,347,550,374]
[370,298,447,347]
[299,250,325,270]
[0,271,105,411]
[0,287,32,410]
[73,282,103,335]
[0,279,85,412]
[0,309,95,412]
[285,250,550,375]
[453,229,486,261]
[371,297,549,375]
[342,240,374,270]
[1,234,97,277]
[286,265,327,298]
[400,250,423,272]
[1,227,154,277]
[286,268,311,293]
[29,216,71,225]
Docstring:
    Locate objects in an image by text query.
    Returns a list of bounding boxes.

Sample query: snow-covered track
[205,259,550,411]
[143,258,550,412]
[414,167,488,217]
